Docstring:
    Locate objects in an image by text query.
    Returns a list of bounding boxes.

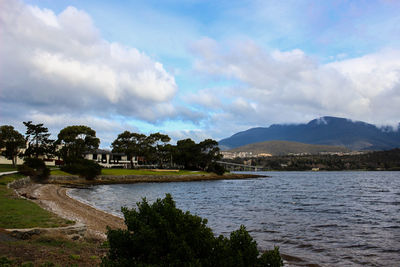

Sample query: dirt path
[31,184,125,237]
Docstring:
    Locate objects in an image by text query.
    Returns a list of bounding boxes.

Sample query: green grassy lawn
[100,169,207,176]
[0,164,17,172]
[0,164,58,173]
[0,234,104,266]
[50,168,208,176]
[0,174,74,229]
[50,169,73,175]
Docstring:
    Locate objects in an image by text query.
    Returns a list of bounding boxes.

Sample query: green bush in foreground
[61,159,101,180]
[102,194,283,267]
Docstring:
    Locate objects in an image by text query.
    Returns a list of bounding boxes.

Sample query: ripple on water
[69,171,400,266]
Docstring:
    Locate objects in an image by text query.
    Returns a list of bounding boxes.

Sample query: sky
[1,0,400,147]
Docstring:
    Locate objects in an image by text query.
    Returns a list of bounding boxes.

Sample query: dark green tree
[56,125,100,162]
[23,121,54,158]
[146,132,171,166]
[173,138,223,173]
[111,131,147,168]
[18,157,50,182]
[198,139,222,170]
[158,143,175,168]
[174,138,200,170]
[0,125,26,166]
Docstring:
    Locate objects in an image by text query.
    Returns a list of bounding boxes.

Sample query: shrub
[0,256,14,267]
[23,157,46,169]
[17,164,36,177]
[102,194,282,267]
[258,246,283,267]
[206,162,226,175]
[18,158,50,182]
[61,159,101,180]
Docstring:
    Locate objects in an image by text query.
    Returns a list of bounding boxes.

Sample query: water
[68,171,400,266]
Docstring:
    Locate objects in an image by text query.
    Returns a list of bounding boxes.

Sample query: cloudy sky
[1,0,400,147]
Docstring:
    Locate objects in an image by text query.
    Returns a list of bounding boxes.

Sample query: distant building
[0,147,57,166]
[221,151,272,159]
[257,153,272,157]
[84,149,138,168]
[0,146,139,168]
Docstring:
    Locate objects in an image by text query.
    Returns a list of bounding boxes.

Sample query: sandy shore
[47,173,266,185]
[17,183,125,239]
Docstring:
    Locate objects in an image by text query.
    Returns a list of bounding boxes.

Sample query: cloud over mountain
[191,39,400,128]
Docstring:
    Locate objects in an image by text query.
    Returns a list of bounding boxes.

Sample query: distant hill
[219,116,400,151]
[229,140,350,156]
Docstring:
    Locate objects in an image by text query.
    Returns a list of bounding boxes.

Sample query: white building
[84,149,138,168]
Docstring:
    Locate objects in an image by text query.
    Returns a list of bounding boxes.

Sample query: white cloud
[192,38,400,130]
[0,0,178,123]
[25,112,140,148]
[183,88,223,109]
[166,129,212,144]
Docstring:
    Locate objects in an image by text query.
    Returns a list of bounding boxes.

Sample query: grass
[0,164,17,172]
[50,168,208,176]
[0,233,104,266]
[0,174,74,229]
[100,168,208,176]
[50,169,72,176]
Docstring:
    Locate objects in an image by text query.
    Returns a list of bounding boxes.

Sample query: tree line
[227,149,400,171]
[0,122,225,177]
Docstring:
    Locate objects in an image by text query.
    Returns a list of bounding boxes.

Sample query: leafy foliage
[112,131,172,168]
[61,159,101,180]
[23,121,54,159]
[206,162,226,175]
[111,131,223,173]
[173,138,200,170]
[102,194,282,267]
[56,125,100,162]
[0,125,26,166]
[146,132,171,166]
[18,158,50,182]
[111,131,147,168]
[173,138,224,174]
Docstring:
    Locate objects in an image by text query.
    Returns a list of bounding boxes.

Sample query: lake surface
[69,171,400,266]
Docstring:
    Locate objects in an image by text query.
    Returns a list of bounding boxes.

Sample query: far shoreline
[46,172,269,186]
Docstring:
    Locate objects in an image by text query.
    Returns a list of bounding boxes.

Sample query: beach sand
[17,183,125,239]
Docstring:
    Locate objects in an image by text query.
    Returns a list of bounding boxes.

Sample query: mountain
[229,140,350,156]
[219,116,400,151]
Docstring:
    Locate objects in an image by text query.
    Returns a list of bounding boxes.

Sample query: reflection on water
[69,171,400,266]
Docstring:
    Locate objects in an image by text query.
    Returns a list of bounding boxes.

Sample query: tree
[56,125,100,162]
[173,138,223,173]
[198,139,222,171]
[174,138,200,170]
[102,194,283,267]
[157,143,175,168]
[23,121,54,158]
[18,157,50,182]
[111,131,147,168]
[0,125,26,166]
[146,132,171,167]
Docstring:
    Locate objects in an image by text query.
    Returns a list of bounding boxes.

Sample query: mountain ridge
[219,116,400,151]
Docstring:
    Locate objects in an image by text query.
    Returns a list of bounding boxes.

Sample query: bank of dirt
[15,183,125,239]
[48,173,267,186]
